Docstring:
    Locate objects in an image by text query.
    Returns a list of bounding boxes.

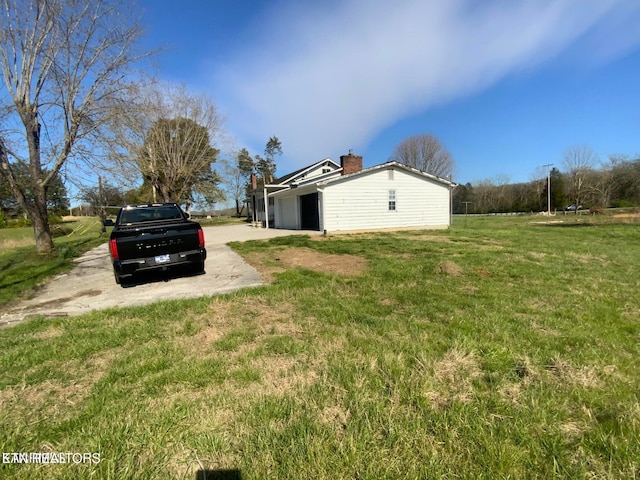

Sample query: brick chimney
[340,150,363,175]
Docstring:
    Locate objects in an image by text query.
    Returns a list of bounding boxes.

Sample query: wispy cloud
[212,0,640,169]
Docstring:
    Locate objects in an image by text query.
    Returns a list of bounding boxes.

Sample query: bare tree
[0,0,148,253]
[473,178,496,213]
[586,158,615,209]
[109,83,223,209]
[391,134,455,178]
[562,145,597,212]
[221,157,247,217]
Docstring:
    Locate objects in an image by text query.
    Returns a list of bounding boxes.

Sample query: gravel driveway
[1,225,320,327]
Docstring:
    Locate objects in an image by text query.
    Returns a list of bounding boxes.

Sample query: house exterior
[252,152,455,232]
[252,158,341,227]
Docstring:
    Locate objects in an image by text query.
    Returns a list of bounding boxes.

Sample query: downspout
[449,175,453,228]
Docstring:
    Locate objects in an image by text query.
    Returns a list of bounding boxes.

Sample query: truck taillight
[109,239,119,260]
[198,228,205,248]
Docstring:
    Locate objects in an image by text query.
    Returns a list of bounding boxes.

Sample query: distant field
[0,216,638,479]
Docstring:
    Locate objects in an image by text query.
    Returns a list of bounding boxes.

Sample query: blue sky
[137,0,640,185]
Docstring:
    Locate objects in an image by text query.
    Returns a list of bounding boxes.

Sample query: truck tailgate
[114,223,202,260]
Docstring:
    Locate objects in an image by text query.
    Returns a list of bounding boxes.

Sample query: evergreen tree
[254,136,282,184]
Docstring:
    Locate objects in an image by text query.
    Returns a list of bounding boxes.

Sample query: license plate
[154,254,171,264]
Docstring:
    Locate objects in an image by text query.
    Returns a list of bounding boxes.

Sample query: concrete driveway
[1,225,320,327]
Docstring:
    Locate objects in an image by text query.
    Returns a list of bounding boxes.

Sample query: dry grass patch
[0,238,35,249]
[396,233,453,243]
[612,212,640,223]
[529,320,561,337]
[180,295,298,357]
[0,350,115,417]
[30,325,64,339]
[319,404,350,436]
[435,261,463,276]
[424,349,482,408]
[546,358,603,388]
[559,421,590,440]
[566,251,609,265]
[243,356,318,396]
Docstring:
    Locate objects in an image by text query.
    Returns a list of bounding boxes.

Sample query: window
[119,205,183,224]
[388,190,396,211]
[322,168,331,174]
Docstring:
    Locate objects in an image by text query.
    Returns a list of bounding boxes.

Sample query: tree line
[453,147,640,215]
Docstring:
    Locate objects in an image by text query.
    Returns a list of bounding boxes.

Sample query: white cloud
[212,0,640,170]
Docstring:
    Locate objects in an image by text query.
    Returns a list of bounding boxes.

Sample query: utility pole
[98,176,107,233]
[543,164,553,216]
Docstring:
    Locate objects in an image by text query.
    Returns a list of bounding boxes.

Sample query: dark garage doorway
[300,193,320,230]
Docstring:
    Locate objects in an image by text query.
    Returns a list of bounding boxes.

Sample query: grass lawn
[0,216,638,479]
[198,216,248,227]
[0,218,109,308]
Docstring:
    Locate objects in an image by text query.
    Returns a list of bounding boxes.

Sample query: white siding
[322,167,450,232]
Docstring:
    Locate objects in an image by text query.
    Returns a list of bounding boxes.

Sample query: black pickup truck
[105,203,206,284]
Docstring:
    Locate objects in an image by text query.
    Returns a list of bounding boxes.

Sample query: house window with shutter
[388,190,396,211]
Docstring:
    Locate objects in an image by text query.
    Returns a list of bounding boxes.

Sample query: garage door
[300,193,320,230]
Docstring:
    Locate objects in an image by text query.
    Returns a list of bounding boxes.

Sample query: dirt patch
[475,267,492,278]
[275,247,367,275]
[243,247,367,283]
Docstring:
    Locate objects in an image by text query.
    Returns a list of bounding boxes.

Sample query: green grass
[197,216,248,227]
[0,216,638,479]
[0,218,108,308]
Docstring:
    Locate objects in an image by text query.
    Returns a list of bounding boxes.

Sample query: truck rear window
[119,206,184,224]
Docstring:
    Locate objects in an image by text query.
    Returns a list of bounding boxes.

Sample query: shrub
[611,200,635,208]
[7,217,31,228]
[589,205,604,215]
